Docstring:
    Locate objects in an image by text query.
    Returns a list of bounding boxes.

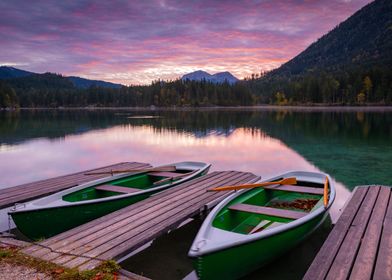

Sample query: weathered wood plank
[303,187,369,280]
[48,172,252,263]
[0,162,148,199]
[51,173,256,268]
[25,172,236,257]
[75,173,259,270]
[43,171,228,244]
[21,170,259,271]
[118,269,152,280]
[1,162,149,198]
[229,203,307,219]
[0,162,150,208]
[0,162,146,196]
[349,186,390,280]
[325,186,380,280]
[373,189,392,280]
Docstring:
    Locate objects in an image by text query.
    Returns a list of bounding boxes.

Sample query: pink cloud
[0,0,373,84]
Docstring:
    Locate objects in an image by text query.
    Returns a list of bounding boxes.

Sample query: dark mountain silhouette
[0,66,122,89]
[270,0,392,77]
[0,66,34,79]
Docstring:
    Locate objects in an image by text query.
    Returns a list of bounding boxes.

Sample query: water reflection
[120,217,332,280]
[0,109,390,221]
[0,108,392,189]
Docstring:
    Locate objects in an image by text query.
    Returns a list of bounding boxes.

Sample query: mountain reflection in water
[1,108,391,222]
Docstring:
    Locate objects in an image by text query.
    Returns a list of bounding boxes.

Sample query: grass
[0,245,121,280]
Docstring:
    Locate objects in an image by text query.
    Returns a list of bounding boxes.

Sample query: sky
[0,0,372,85]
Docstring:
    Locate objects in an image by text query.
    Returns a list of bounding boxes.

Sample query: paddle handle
[209,181,281,192]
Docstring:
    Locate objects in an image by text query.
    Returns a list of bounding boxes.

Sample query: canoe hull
[193,212,327,280]
[11,192,149,240]
[189,171,336,280]
[11,162,210,240]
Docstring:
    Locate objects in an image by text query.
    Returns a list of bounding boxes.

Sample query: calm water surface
[0,108,391,279]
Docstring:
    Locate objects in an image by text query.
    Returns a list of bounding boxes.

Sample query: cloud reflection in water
[0,124,349,221]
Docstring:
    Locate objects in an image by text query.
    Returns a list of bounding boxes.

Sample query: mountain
[270,0,392,77]
[182,70,239,84]
[0,66,122,89]
[67,76,122,89]
[0,66,34,79]
[212,72,239,84]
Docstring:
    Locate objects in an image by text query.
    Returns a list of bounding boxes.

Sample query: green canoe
[188,171,335,280]
[9,161,210,240]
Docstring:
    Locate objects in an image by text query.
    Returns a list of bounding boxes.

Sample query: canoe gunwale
[9,162,211,214]
[188,170,336,257]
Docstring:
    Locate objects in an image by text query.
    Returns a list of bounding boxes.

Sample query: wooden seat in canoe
[95,185,141,194]
[148,171,185,178]
[229,203,307,220]
[262,184,324,195]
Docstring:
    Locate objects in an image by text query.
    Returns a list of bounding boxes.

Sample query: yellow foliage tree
[275,92,288,105]
[357,92,366,104]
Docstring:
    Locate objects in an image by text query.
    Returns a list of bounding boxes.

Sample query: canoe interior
[212,180,324,235]
[63,169,191,202]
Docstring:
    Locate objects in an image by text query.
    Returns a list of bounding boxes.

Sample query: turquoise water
[1,108,390,189]
[0,108,391,279]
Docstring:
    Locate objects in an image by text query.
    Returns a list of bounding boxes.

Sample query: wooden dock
[0,162,150,209]
[22,171,259,271]
[0,237,148,280]
[304,185,392,280]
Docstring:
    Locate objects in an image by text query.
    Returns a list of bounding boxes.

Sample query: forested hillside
[249,0,392,104]
[0,73,253,108]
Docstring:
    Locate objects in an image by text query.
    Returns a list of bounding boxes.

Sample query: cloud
[0,0,372,84]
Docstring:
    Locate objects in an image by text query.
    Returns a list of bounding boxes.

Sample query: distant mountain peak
[0,66,34,79]
[181,70,239,84]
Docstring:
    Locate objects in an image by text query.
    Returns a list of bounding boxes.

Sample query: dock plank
[0,162,150,209]
[326,186,380,280]
[52,172,253,265]
[0,162,147,197]
[305,185,392,280]
[78,173,258,270]
[22,171,259,270]
[303,187,368,280]
[32,171,241,261]
[349,186,390,280]
[26,171,236,257]
[373,189,392,280]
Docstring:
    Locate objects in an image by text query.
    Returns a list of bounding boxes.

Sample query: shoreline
[2,105,392,112]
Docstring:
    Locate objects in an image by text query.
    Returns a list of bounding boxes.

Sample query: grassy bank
[0,245,120,280]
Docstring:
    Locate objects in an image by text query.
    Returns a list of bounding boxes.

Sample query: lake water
[0,107,391,279]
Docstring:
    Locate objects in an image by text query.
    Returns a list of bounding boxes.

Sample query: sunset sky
[0,0,372,85]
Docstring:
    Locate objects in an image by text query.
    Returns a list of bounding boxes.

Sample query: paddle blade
[281,177,297,185]
[324,177,329,208]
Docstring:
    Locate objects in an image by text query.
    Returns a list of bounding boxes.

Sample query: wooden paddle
[84,165,176,175]
[324,177,329,208]
[208,177,297,192]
